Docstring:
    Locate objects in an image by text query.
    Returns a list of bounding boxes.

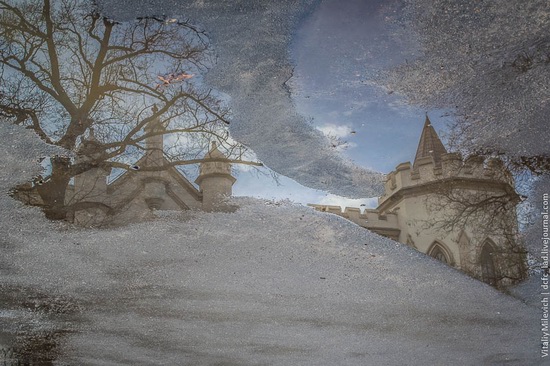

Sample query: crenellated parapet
[308,204,401,240]
[308,116,525,288]
[379,153,514,205]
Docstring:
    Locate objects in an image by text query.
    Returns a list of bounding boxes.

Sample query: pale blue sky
[232,0,451,208]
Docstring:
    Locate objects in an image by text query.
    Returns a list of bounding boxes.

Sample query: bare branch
[106,159,263,172]
[3,0,250,220]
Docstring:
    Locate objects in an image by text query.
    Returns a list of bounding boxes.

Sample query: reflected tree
[0,0,258,219]
[480,241,497,286]
[374,0,546,283]
[378,0,550,175]
[424,180,521,241]
[421,176,527,286]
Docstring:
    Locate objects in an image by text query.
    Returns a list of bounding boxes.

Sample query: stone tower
[71,128,112,225]
[72,129,110,203]
[143,107,166,167]
[140,112,169,210]
[195,141,236,212]
[13,106,235,225]
[378,116,526,287]
[310,116,527,288]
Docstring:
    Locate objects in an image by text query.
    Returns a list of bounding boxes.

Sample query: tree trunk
[36,156,71,220]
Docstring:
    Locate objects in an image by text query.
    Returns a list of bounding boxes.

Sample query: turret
[73,128,110,203]
[195,141,236,211]
[311,115,525,288]
[143,105,165,166]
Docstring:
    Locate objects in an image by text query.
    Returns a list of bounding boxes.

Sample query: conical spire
[205,141,227,160]
[413,115,447,168]
[78,127,102,157]
[144,105,166,164]
[88,127,96,141]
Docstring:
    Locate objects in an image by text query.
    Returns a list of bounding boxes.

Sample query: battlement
[379,154,514,204]
[307,117,525,288]
[308,204,400,236]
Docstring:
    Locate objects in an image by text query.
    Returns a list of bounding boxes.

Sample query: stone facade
[15,117,236,227]
[311,117,527,287]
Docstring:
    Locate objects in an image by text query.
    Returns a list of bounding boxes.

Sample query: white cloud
[317,123,353,138]
[233,169,379,211]
[317,195,378,210]
[333,141,357,152]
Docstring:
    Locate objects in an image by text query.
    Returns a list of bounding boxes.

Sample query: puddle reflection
[311,117,527,288]
[2,0,259,224]
[1,287,80,365]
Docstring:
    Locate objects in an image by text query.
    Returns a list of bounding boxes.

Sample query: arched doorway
[427,241,453,265]
[480,241,498,286]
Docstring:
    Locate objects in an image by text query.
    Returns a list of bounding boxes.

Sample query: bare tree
[0,0,259,219]
[377,0,550,175]
[369,0,547,285]
[419,170,528,286]
[423,180,520,239]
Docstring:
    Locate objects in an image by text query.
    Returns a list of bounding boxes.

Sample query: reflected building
[14,117,236,227]
[310,116,527,288]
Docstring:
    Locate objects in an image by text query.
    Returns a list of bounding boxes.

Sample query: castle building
[15,112,527,287]
[310,116,527,287]
[15,116,236,227]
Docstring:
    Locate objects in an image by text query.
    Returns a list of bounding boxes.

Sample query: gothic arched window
[427,242,453,265]
[480,241,498,286]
